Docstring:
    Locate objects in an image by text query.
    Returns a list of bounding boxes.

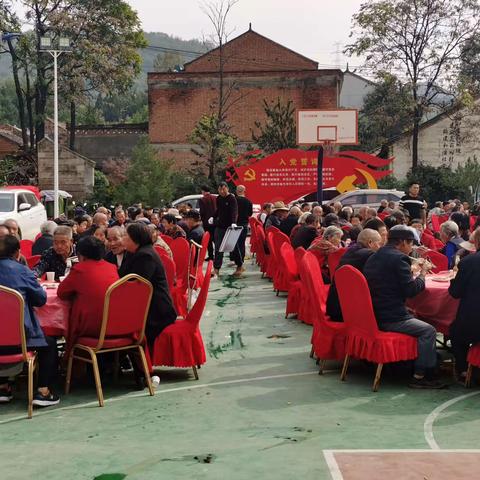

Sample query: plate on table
[42,283,58,289]
[431,275,452,283]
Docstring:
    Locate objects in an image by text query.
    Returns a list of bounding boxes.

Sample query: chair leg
[372,363,384,392]
[192,366,199,380]
[27,357,35,419]
[340,355,350,381]
[318,359,326,375]
[65,349,74,395]
[89,349,104,407]
[137,346,154,396]
[465,364,473,388]
[309,345,315,359]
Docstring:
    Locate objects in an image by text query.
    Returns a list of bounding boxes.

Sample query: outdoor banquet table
[35,285,71,337]
[406,274,459,335]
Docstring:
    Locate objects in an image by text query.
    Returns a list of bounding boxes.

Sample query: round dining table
[406,274,459,335]
[35,285,71,337]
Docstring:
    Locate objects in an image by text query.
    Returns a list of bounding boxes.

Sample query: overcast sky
[128,0,364,70]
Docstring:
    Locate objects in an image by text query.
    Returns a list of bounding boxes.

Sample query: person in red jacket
[57,236,119,354]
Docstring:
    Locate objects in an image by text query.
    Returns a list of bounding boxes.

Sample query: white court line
[323,449,480,480]
[0,370,324,425]
[424,391,480,450]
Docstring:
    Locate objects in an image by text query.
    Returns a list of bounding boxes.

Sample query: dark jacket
[33,246,74,281]
[236,196,253,226]
[264,214,282,230]
[199,193,217,227]
[32,234,53,256]
[326,244,375,321]
[104,250,131,270]
[0,258,47,348]
[449,250,480,340]
[119,245,176,344]
[292,225,318,250]
[187,224,205,245]
[214,193,238,228]
[279,215,299,237]
[363,244,425,324]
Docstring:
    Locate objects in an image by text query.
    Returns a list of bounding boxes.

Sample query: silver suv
[330,189,405,211]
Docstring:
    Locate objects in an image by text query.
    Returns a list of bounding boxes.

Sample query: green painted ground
[1,261,480,480]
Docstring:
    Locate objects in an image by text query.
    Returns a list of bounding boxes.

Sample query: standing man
[212,182,239,277]
[198,185,217,261]
[400,182,427,225]
[235,185,253,272]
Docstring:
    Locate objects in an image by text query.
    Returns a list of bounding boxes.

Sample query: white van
[0,188,47,240]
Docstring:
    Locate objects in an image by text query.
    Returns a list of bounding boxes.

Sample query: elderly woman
[33,226,75,280]
[161,213,186,240]
[279,206,302,237]
[120,222,177,350]
[440,220,463,269]
[32,221,57,256]
[0,235,59,407]
[309,225,344,282]
[148,224,173,259]
[292,213,321,250]
[58,236,119,354]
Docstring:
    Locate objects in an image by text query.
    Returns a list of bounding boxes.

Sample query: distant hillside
[0,32,210,82]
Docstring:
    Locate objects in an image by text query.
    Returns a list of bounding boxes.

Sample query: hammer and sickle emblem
[244,168,256,182]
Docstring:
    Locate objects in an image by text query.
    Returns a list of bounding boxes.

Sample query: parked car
[329,189,405,212]
[171,194,260,217]
[0,188,47,240]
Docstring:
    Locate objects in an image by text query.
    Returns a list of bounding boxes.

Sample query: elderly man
[0,235,59,406]
[32,221,57,256]
[439,220,463,269]
[0,225,9,238]
[185,209,205,246]
[291,213,320,250]
[265,202,289,230]
[33,226,75,280]
[363,225,445,389]
[280,206,302,237]
[105,226,130,269]
[112,209,127,228]
[3,218,20,239]
[327,228,383,321]
[449,228,480,380]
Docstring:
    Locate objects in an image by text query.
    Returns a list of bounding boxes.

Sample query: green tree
[455,157,480,204]
[359,72,412,152]
[346,0,480,170]
[89,170,113,206]
[0,80,21,125]
[189,114,237,183]
[252,98,297,154]
[153,52,183,72]
[114,138,174,206]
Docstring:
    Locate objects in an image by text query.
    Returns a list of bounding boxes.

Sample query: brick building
[148,28,343,168]
[0,125,22,160]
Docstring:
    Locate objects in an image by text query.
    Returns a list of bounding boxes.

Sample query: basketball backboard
[297,109,358,145]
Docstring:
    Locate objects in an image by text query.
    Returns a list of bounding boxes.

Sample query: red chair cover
[265,230,279,281]
[248,217,258,255]
[335,265,417,364]
[290,247,307,320]
[191,231,210,289]
[421,250,448,274]
[470,216,478,232]
[271,230,291,292]
[301,253,347,361]
[26,255,41,269]
[155,249,176,294]
[0,287,24,349]
[431,214,450,233]
[170,238,190,316]
[280,242,301,318]
[255,226,270,275]
[20,239,33,258]
[378,212,388,221]
[328,247,347,280]
[152,262,213,368]
[160,234,174,246]
[467,344,480,367]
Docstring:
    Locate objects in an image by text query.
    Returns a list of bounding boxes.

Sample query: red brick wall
[184,30,318,73]
[0,136,19,160]
[148,70,341,146]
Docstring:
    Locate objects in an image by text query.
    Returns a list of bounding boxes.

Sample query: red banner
[227,149,393,205]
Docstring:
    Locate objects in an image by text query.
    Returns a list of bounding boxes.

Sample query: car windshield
[0,193,14,212]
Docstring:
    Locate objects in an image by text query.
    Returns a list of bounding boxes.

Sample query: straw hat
[271,201,289,213]
[459,240,476,252]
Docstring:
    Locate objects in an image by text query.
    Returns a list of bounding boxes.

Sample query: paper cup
[46,272,55,282]
[59,276,66,282]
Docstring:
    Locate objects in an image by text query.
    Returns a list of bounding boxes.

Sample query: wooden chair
[65,274,154,407]
[0,286,37,419]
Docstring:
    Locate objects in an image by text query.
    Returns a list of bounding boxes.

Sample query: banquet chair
[65,274,154,407]
[290,247,307,321]
[465,344,480,387]
[336,265,418,392]
[170,238,191,317]
[26,255,41,269]
[421,250,448,274]
[154,247,176,294]
[280,242,301,318]
[152,262,213,379]
[160,234,174,246]
[254,226,270,277]
[328,247,347,280]
[248,217,258,257]
[300,253,347,372]
[271,230,291,294]
[20,239,33,258]
[0,286,37,419]
[265,230,279,282]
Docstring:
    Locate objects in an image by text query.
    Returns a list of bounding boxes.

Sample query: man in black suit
[449,228,480,378]
[198,185,217,261]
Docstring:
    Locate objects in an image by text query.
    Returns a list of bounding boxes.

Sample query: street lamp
[39,35,71,219]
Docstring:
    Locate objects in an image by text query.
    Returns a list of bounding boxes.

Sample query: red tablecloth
[406,276,459,335]
[35,286,71,337]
